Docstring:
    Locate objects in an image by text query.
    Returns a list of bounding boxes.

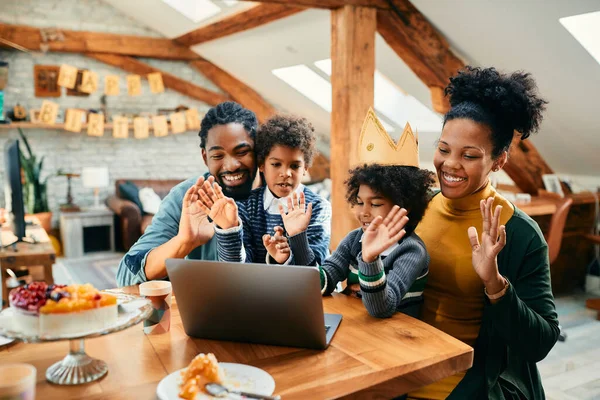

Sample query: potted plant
[18,128,53,233]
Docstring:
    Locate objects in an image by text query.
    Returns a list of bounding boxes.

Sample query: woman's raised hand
[467,197,507,292]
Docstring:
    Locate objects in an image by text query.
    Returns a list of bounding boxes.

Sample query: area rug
[53,252,124,290]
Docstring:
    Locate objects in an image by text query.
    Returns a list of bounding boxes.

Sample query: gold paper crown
[358,108,419,167]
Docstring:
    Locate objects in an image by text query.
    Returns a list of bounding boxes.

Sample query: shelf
[0,122,197,133]
[0,122,115,130]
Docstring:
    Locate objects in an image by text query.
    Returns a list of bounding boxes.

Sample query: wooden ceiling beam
[88,53,230,106]
[503,135,570,196]
[376,0,464,89]
[429,86,450,114]
[190,60,275,122]
[238,0,390,9]
[174,4,305,47]
[307,153,331,183]
[0,23,201,60]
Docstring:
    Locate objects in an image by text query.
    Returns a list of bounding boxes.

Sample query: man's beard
[218,172,256,201]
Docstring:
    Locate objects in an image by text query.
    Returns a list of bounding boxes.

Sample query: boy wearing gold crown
[289,109,435,318]
[195,114,331,266]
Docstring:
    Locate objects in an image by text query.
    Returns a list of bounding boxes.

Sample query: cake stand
[0,293,152,385]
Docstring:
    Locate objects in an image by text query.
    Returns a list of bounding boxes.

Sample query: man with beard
[116,102,260,286]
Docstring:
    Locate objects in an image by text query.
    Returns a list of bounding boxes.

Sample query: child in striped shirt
[196,114,331,266]
[290,163,435,318]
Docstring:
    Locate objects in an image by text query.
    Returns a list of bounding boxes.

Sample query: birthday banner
[31,100,202,139]
[28,65,202,138]
[57,64,164,97]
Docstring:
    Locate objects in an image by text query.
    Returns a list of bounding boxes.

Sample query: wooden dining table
[0,286,473,399]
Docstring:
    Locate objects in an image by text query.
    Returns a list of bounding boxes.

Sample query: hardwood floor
[52,252,122,289]
[540,291,600,400]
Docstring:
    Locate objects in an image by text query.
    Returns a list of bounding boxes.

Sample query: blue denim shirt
[116,176,217,287]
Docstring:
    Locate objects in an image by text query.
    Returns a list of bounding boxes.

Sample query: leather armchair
[106,179,184,251]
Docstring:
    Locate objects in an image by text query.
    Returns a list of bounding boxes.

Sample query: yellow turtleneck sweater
[409,182,514,400]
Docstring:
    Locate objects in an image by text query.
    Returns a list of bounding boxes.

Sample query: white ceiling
[104,0,600,176]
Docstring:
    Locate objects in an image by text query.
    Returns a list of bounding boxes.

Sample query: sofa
[106,179,184,251]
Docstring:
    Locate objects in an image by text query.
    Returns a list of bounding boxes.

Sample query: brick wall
[0,0,227,226]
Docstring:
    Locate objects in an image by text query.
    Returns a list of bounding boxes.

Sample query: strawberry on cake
[9,282,117,336]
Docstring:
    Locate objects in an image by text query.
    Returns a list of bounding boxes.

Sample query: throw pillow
[118,181,144,213]
[139,187,162,215]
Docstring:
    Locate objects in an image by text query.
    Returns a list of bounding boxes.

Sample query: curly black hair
[256,114,316,167]
[345,164,436,234]
[444,66,548,158]
[198,101,258,148]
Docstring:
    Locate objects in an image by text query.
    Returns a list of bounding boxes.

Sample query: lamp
[81,167,109,209]
[58,172,81,212]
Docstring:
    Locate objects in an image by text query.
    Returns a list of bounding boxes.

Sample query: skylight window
[161,0,221,23]
[560,11,600,66]
[272,64,396,132]
[272,65,332,112]
[314,59,442,133]
[313,59,332,76]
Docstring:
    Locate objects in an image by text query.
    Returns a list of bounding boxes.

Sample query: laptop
[165,259,343,350]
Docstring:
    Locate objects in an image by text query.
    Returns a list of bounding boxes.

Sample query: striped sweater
[291,227,429,318]
[215,185,331,265]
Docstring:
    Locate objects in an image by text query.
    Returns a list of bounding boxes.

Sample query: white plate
[0,335,15,347]
[156,362,276,400]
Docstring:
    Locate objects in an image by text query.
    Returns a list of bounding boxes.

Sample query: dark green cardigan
[448,207,560,399]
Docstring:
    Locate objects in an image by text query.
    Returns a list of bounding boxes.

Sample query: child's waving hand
[197,180,239,229]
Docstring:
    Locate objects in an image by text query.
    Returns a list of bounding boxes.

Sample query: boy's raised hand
[279,191,313,237]
[361,206,409,263]
[196,180,239,229]
[263,226,290,264]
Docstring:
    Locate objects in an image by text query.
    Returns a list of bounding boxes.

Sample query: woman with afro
[409,66,559,399]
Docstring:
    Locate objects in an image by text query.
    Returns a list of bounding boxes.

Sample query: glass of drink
[139,281,172,334]
[0,363,36,400]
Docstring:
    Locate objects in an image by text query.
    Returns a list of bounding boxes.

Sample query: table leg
[1,266,7,306]
[586,298,600,321]
[43,263,54,285]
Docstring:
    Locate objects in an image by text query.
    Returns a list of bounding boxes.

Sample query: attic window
[272,64,395,132]
[560,11,600,66]
[272,65,332,112]
[314,59,442,133]
[161,0,221,23]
